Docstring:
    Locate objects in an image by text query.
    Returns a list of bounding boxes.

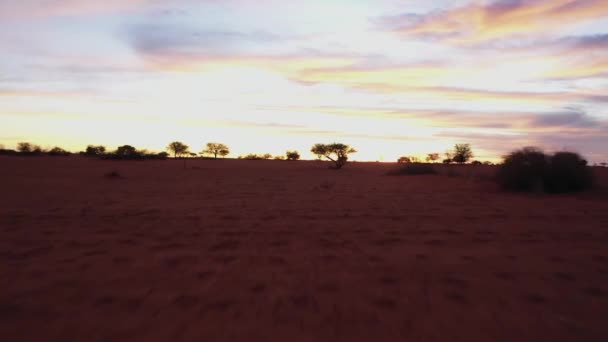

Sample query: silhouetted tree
[275,155,286,160]
[16,142,42,155]
[202,142,229,159]
[85,145,106,156]
[471,160,482,165]
[443,158,453,164]
[452,144,473,164]
[286,151,300,161]
[311,143,357,169]
[262,153,272,160]
[17,142,32,153]
[600,162,607,167]
[426,153,440,163]
[48,147,71,156]
[167,141,189,158]
[115,145,141,159]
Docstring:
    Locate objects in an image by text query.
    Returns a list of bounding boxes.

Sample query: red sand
[1,157,608,341]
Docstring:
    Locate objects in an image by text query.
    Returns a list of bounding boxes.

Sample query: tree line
[2,140,606,170]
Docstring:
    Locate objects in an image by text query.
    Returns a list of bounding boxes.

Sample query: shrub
[497,147,594,193]
[85,145,106,156]
[497,147,548,192]
[389,163,436,175]
[48,147,71,156]
[544,152,594,193]
[286,150,300,161]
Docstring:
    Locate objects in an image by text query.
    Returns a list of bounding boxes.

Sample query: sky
[1,0,607,162]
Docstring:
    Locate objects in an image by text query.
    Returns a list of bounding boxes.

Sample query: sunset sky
[1,0,607,162]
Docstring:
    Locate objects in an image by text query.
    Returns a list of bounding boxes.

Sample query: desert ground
[1,156,608,342]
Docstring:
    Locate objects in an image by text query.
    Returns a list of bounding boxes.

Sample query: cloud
[0,0,151,20]
[126,21,283,59]
[378,0,608,44]
[530,109,600,128]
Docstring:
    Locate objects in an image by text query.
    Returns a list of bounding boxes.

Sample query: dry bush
[497,148,594,193]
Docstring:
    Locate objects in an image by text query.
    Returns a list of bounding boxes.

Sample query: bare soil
[1,157,608,341]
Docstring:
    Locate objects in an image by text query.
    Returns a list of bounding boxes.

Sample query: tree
[218,148,230,158]
[286,151,300,161]
[167,141,189,158]
[397,156,411,163]
[262,153,273,160]
[452,144,473,164]
[426,153,440,163]
[48,147,70,156]
[398,156,420,163]
[85,145,106,156]
[115,145,140,159]
[17,142,32,153]
[202,142,230,159]
[311,143,357,169]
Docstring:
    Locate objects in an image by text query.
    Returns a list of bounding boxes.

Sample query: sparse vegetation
[311,143,356,169]
[99,145,168,160]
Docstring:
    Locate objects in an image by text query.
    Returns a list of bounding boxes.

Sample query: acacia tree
[167,141,190,158]
[311,143,357,169]
[202,142,230,159]
[452,144,473,164]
